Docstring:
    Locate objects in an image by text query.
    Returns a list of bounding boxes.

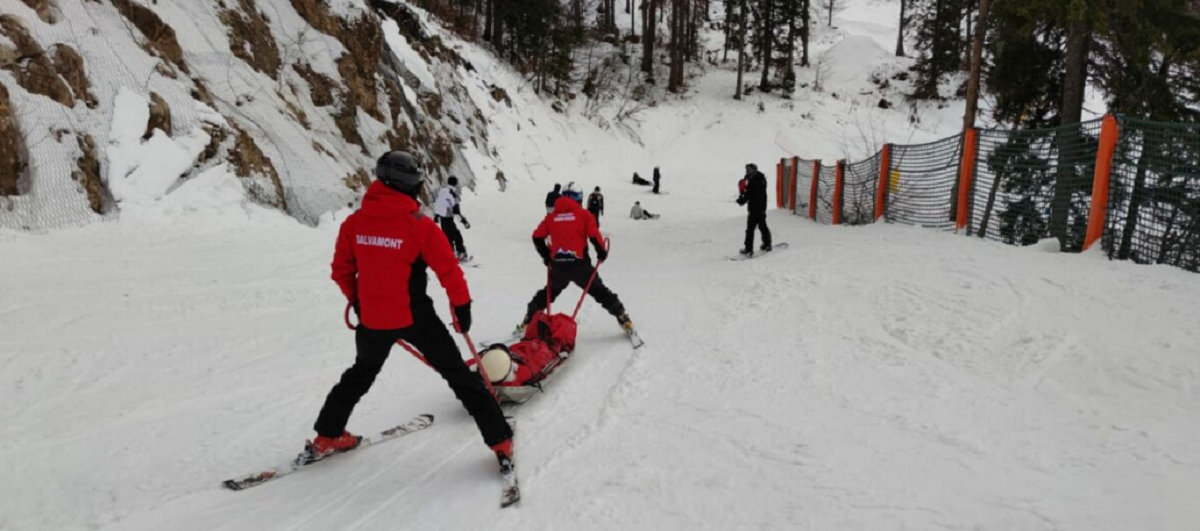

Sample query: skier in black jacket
[587,187,604,226]
[545,183,562,214]
[737,163,771,256]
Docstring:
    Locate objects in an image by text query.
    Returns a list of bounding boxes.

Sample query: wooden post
[809,160,820,220]
[1083,115,1120,251]
[833,160,845,225]
[776,160,784,209]
[955,128,979,231]
[790,156,799,212]
[875,145,891,221]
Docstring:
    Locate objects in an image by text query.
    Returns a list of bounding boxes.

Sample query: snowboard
[728,242,789,261]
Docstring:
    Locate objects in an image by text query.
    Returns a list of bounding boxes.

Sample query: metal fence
[776,114,1200,274]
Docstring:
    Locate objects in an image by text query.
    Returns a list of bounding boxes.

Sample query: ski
[500,417,520,508]
[222,413,435,491]
[626,327,645,349]
[728,242,788,261]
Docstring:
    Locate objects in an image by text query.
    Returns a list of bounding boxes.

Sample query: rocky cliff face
[0,0,487,229]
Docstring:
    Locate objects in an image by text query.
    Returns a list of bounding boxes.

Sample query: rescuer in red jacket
[519,182,632,332]
[310,151,513,467]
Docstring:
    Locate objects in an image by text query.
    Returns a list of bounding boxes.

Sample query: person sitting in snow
[630,201,659,220]
[632,172,652,186]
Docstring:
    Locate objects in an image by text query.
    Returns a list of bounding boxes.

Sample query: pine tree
[910,0,967,100]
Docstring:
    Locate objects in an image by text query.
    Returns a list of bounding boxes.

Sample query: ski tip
[222,479,243,491]
[501,488,521,508]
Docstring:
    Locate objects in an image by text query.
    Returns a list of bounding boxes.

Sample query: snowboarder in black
[587,187,604,226]
[632,173,652,186]
[652,167,662,194]
[545,183,562,214]
[737,163,771,256]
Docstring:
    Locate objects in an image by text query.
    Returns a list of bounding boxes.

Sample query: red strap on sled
[344,302,434,370]
[450,305,500,402]
[572,238,610,320]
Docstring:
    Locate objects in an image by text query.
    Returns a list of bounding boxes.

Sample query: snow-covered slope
[0,0,486,229]
[3,1,1197,531]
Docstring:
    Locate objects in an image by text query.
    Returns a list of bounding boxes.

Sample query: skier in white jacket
[433,176,471,262]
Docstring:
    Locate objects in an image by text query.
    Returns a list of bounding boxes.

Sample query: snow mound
[820,35,891,95]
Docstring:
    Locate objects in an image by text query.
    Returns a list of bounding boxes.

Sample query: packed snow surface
[3,1,1198,530]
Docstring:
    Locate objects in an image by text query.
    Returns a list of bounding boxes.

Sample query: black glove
[595,246,608,262]
[453,301,472,333]
[461,218,471,229]
[542,255,552,267]
[352,301,361,318]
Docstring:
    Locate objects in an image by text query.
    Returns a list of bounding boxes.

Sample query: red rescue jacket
[533,197,603,262]
[331,181,470,329]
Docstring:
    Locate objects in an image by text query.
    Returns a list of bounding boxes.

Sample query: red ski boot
[309,431,362,460]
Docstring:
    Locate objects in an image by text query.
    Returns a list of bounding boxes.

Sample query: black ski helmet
[375,151,423,196]
[448,175,458,186]
[745,163,758,174]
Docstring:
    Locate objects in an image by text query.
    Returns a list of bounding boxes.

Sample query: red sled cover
[523,311,577,353]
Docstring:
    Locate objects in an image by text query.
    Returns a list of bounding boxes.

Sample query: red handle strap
[572,237,610,320]
[450,304,500,403]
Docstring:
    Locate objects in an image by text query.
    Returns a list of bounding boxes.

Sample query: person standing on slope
[433,176,471,262]
[311,151,513,471]
[519,182,633,333]
[652,167,662,194]
[545,183,562,214]
[737,163,771,256]
[587,186,605,227]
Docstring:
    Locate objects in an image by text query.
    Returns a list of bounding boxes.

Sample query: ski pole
[572,238,610,320]
[451,305,500,402]
[344,302,434,369]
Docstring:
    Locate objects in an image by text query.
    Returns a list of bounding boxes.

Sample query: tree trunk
[895,0,906,56]
[483,0,493,41]
[759,0,773,91]
[642,0,656,74]
[735,0,746,99]
[961,0,990,131]
[1048,1,1091,242]
[827,0,833,26]
[632,0,637,36]
[801,0,810,66]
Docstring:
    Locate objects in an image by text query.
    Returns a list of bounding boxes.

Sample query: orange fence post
[789,156,799,212]
[809,160,820,220]
[875,144,891,221]
[1084,115,1120,251]
[833,160,845,225]
[955,128,979,231]
[776,160,784,209]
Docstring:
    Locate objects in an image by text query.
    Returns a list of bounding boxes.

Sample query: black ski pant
[744,211,772,250]
[525,260,624,321]
[440,216,467,256]
[588,207,602,227]
[314,304,511,446]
